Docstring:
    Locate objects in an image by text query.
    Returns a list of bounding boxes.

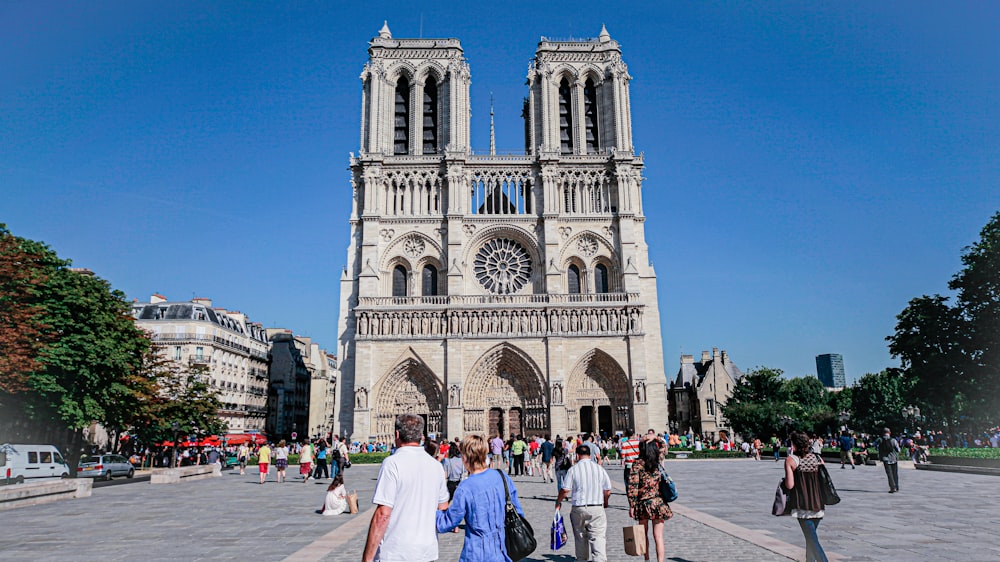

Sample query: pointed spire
[489,93,496,156]
[598,24,611,43]
[379,20,392,39]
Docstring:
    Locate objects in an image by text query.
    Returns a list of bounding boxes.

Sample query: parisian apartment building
[265,329,339,442]
[131,295,270,433]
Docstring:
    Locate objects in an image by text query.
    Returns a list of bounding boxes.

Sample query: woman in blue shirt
[437,434,525,562]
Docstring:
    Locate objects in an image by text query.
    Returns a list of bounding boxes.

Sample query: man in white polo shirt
[556,444,612,562]
[362,414,449,562]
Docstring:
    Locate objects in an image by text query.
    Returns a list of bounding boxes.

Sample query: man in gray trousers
[878,428,901,493]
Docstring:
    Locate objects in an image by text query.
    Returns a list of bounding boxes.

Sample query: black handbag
[816,459,841,505]
[496,469,537,561]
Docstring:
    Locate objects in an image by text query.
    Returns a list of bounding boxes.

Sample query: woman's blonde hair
[460,434,489,471]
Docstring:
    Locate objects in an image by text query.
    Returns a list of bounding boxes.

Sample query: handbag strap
[495,468,513,505]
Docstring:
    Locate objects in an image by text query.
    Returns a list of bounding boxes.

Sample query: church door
[508,408,523,438]
[489,408,505,438]
[579,406,594,434]
[597,405,613,437]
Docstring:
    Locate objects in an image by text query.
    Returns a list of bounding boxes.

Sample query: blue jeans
[797,518,828,562]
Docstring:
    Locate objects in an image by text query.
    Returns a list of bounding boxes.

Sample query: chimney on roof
[681,354,694,365]
[151,294,167,304]
[192,297,213,307]
[713,347,720,360]
[721,350,728,363]
[701,350,711,363]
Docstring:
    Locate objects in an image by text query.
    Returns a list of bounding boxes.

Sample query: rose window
[474,238,532,294]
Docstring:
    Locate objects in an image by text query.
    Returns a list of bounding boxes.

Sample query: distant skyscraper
[815,354,846,388]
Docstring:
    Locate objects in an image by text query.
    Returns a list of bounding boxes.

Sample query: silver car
[77,454,134,480]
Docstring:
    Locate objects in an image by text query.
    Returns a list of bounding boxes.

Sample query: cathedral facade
[335,23,667,442]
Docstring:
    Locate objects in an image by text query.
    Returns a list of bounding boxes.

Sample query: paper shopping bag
[348,491,359,514]
[623,525,648,557]
[550,509,568,550]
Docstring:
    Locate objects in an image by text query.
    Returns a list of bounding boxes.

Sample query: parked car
[1,444,71,485]
[223,452,240,468]
[77,454,135,480]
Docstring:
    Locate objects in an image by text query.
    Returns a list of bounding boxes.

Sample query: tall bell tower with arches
[335,23,667,441]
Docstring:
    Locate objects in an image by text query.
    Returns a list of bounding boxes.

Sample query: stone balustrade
[355,302,643,340]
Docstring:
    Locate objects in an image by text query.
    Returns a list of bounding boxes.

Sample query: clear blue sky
[2,2,998,383]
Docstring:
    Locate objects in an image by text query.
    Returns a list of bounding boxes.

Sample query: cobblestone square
[1,459,996,561]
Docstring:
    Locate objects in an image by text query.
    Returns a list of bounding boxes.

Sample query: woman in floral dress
[627,440,673,562]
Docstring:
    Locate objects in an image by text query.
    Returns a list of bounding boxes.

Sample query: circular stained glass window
[474,238,532,294]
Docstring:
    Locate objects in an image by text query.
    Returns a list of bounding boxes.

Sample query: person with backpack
[553,436,572,493]
[878,428,901,493]
[839,431,856,469]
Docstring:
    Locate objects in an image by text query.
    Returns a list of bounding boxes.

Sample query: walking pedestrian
[553,437,571,492]
[620,430,640,487]
[314,441,330,480]
[443,445,464,501]
[299,440,314,483]
[274,440,289,483]
[237,443,250,476]
[489,433,504,469]
[540,435,555,483]
[362,414,449,562]
[511,435,527,476]
[878,428,901,493]
[785,431,829,562]
[771,435,781,461]
[257,442,272,485]
[839,431,856,469]
[627,440,673,562]
[436,434,527,561]
[556,444,612,562]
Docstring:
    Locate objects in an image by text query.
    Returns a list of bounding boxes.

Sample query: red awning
[224,433,267,445]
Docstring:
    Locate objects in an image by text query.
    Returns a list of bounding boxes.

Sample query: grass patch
[928,448,1000,459]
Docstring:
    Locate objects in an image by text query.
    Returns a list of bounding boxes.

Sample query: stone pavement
[0,458,996,561]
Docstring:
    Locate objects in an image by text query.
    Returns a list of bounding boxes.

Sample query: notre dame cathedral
[335,23,667,442]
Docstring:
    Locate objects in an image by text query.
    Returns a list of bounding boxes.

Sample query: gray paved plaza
[1,458,996,561]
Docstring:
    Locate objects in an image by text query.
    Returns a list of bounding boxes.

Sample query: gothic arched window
[558,78,574,154]
[394,78,411,155]
[423,78,438,154]
[594,263,609,294]
[392,265,408,297]
[584,78,599,153]
[567,264,581,294]
[421,265,438,296]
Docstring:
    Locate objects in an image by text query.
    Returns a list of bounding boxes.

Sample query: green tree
[0,228,150,470]
[721,367,793,439]
[850,369,911,434]
[887,295,969,427]
[0,225,52,393]
[948,211,1000,425]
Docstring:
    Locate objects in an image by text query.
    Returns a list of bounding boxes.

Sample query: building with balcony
[668,348,744,440]
[131,295,270,433]
[335,24,668,441]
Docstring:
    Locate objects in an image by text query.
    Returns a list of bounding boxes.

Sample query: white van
[0,444,72,484]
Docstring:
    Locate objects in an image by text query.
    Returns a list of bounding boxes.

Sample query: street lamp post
[170,422,180,468]
[839,411,851,432]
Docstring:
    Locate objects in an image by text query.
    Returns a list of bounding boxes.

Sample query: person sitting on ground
[320,473,348,515]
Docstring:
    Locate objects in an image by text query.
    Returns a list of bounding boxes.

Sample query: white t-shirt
[371,445,449,562]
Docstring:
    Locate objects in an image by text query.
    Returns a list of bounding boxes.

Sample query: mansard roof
[131,300,268,343]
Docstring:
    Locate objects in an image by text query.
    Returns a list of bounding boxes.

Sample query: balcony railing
[358,293,639,308]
